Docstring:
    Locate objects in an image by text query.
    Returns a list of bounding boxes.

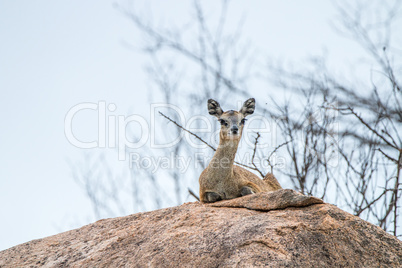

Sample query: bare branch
[159,111,216,152]
[188,188,200,201]
[251,132,265,178]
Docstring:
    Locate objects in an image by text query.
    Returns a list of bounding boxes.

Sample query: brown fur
[199,98,282,203]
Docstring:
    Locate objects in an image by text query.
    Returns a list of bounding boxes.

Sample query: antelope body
[199,98,282,203]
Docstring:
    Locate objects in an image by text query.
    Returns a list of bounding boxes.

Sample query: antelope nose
[231,126,239,134]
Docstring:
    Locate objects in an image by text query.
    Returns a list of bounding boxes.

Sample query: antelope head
[208,98,255,141]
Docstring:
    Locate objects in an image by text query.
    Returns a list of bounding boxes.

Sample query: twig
[393,150,402,235]
[188,188,200,201]
[266,140,291,173]
[377,148,397,163]
[159,111,263,174]
[159,111,216,152]
[251,132,265,177]
[341,107,398,149]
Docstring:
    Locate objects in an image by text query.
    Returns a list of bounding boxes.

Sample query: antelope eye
[240,118,247,125]
[219,119,228,126]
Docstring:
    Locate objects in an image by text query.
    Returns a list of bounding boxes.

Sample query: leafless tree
[264,0,401,236]
[72,0,401,237]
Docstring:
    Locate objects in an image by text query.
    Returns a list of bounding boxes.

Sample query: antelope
[199,98,282,203]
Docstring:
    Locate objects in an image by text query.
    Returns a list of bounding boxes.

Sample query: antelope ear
[239,98,255,117]
[208,99,224,118]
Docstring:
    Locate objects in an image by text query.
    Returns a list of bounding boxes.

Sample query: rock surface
[1,189,401,267]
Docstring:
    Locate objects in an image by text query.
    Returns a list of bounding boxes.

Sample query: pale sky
[0,0,379,251]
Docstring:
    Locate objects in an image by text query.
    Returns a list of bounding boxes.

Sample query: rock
[1,190,401,267]
[210,189,324,211]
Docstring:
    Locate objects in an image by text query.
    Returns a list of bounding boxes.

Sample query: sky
[0,0,385,251]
